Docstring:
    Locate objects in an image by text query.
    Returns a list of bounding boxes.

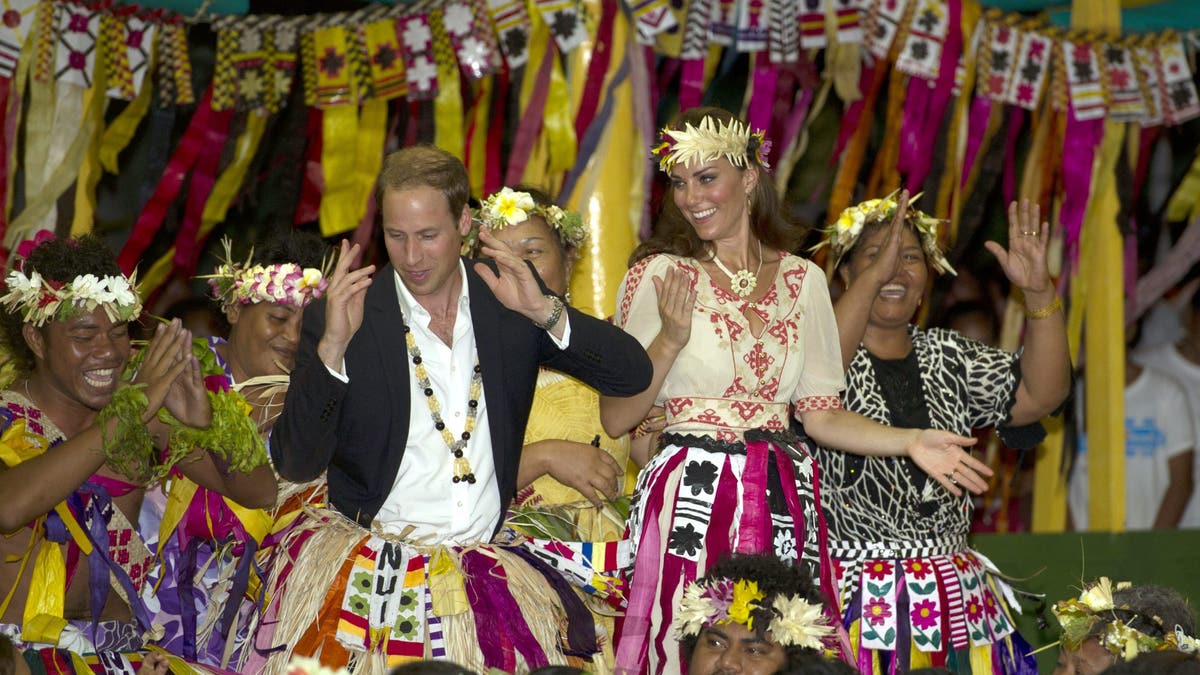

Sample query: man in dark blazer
[271,145,652,544]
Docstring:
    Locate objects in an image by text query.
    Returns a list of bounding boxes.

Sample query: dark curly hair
[680,552,827,669]
[1093,585,1198,642]
[254,228,328,270]
[0,632,17,675]
[1100,650,1200,675]
[632,107,802,265]
[0,235,126,374]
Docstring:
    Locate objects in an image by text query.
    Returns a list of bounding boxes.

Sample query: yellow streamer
[1072,0,1125,532]
[99,47,156,174]
[467,77,494,190]
[431,10,464,159]
[70,86,108,237]
[1165,146,1200,224]
[354,99,388,225]
[542,45,576,175]
[200,111,268,237]
[565,6,641,319]
[319,105,361,237]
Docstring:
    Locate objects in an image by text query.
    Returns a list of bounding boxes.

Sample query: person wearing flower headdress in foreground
[254,146,652,674]
[604,106,992,675]
[674,552,834,675]
[136,230,330,669]
[0,234,276,673]
[812,192,1071,673]
[1051,578,1197,675]
[470,185,633,664]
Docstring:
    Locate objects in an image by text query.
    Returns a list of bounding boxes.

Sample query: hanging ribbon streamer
[679,0,715,110]
[116,86,215,273]
[430,8,464,158]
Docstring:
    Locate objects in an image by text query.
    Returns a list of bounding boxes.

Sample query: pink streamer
[960,96,994,190]
[905,0,962,192]
[680,58,706,110]
[615,450,687,674]
[736,441,772,553]
[463,549,548,670]
[747,52,779,136]
[1059,104,1105,265]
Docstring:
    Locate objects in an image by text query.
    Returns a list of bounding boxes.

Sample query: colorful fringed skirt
[615,430,834,675]
[829,538,1037,674]
[238,506,626,674]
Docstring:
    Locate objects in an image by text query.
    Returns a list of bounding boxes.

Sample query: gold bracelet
[1025,295,1062,319]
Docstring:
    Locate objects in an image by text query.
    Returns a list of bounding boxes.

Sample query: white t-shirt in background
[1069,366,1195,530]
[1135,343,1200,528]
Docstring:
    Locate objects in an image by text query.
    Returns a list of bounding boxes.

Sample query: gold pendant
[730,269,757,298]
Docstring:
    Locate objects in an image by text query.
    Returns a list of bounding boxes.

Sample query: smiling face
[381,185,472,304]
[688,622,787,675]
[225,301,303,380]
[670,157,758,246]
[24,308,131,412]
[484,215,573,296]
[841,224,930,331]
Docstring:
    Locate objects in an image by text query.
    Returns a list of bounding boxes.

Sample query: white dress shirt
[326,261,570,544]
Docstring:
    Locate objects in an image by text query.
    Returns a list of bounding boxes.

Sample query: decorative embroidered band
[663,396,790,438]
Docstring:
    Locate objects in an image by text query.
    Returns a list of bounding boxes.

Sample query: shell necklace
[711,241,763,299]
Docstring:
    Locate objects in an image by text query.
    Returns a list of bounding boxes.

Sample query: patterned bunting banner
[1157,35,1200,126]
[896,0,949,80]
[0,0,37,78]
[534,0,586,54]
[1065,37,1106,120]
[488,0,531,69]
[1004,26,1051,110]
[865,0,908,59]
[399,13,438,100]
[55,0,98,86]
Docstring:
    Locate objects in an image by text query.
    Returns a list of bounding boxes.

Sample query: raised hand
[653,266,697,351]
[906,429,992,497]
[985,199,1052,295]
[163,347,212,429]
[137,651,170,675]
[132,319,194,424]
[474,226,556,323]
[857,189,910,289]
[318,240,375,371]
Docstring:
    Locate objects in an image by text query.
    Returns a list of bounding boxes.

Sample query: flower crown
[651,116,772,173]
[1052,578,1200,662]
[0,269,142,327]
[471,187,587,251]
[673,578,833,650]
[813,192,956,275]
[201,238,330,309]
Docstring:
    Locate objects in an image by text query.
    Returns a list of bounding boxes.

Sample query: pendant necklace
[711,240,763,299]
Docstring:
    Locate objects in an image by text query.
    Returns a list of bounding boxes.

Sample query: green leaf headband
[813,192,956,276]
[1051,578,1200,662]
[468,187,587,253]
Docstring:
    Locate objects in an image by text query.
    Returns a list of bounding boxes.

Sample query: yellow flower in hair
[1079,577,1116,611]
[485,187,536,226]
[728,580,765,628]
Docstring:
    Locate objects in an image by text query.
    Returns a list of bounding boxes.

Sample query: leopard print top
[814,326,1021,544]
